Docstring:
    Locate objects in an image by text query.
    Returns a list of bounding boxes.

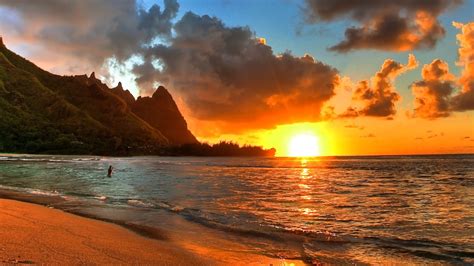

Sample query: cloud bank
[304,0,462,52]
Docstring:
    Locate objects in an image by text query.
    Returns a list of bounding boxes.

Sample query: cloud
[133,12,340,132]
[0,0,179,73]
[410,22,474,117]
[304,0,462,52]
[344,124,364,130]
[416,131,445,140]
[411,59,456,118]
[451,22,474,111]
[341,54,418,118]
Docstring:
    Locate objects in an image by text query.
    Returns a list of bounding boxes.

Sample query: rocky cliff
[129,86,198,145]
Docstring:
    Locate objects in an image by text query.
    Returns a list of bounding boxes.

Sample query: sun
[288,133,321,157]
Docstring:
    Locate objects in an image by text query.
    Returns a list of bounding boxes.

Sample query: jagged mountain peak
[153,85,171,98]
[129,86,198,145]
[116,81,123,90]
[111,82,135,106]
[110,84,197,145]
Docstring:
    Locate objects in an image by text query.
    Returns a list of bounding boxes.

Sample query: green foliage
[164,141,276,157]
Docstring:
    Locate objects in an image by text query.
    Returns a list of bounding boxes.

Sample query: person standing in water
[107,165,113,177]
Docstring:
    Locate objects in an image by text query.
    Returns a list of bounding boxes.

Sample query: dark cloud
[0,0,179,72]
[304,0,462,52]
[411,59,456,118]
[341,55,418,118]
[133,12,340,132]
[138,0,179,40]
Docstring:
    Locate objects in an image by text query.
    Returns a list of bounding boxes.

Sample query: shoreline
[0,199,210,265]
[0,195,307,265]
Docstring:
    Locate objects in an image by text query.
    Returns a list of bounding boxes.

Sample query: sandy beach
[0,199,305,265]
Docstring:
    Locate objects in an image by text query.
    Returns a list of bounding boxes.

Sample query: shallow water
[0,154,473,264]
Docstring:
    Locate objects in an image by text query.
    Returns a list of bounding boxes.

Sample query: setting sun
[288,133,320,157]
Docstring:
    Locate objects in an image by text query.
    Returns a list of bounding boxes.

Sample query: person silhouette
[107,165,113,177]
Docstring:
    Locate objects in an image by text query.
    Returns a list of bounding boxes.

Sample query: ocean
[0,154,472,264]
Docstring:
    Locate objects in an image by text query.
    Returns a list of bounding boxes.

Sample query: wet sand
[0,199,305,265]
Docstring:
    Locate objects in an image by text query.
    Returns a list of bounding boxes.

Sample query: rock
[111,82,135,106]
[131,86,198,145]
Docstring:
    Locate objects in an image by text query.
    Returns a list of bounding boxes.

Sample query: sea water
[0,154,472,264]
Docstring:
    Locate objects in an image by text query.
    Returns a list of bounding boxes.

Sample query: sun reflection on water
[297,158,315,211]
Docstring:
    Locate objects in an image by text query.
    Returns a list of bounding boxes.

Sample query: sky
[0,0,473,156]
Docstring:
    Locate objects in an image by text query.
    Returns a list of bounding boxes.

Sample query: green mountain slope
[0,40,170,155]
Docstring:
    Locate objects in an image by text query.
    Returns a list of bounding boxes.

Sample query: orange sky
[194,115,473,157]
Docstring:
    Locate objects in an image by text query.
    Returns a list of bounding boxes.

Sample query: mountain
[0,38,275,157]
[0,38,197,155]
[112,85,198,145]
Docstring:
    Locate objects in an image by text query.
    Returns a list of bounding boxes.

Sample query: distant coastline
[0,141,276,157]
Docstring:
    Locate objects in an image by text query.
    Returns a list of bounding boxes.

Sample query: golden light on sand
[288,133,320,157]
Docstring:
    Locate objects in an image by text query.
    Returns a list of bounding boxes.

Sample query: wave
[0,185,108,205]
[93,195,108,201]
[28,189,61,197]
[125,198,184,212]
[127,199,155,208]
[0,184,62,197]
[0,155,101,163]
[120,198,473,264]
[362,236,474,263]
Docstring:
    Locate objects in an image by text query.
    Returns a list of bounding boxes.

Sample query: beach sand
[0,199,305,265]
